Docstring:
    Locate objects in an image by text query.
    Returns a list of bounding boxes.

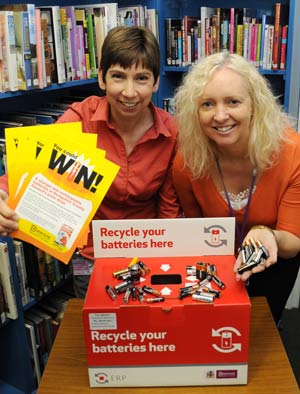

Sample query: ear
[152,76,160,93]
[98,68,106,90]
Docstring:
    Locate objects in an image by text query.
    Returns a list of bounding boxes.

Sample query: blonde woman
[173,52,300,323]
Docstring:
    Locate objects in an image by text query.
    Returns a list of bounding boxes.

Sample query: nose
[213,105,229,122]
[122,80,137,97]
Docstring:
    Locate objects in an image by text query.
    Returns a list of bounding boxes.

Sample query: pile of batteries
[179,262,226,303]
[105,259,165,304]
[237,238,269,274]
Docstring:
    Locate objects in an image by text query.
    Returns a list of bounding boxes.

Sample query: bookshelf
[0,1,299,393]
[157,0,298,117]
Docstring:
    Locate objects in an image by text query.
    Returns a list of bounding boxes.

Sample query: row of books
[165,4,288,70]
[25,288,74,387]
[0,3,158,93]
[0,236,72,327]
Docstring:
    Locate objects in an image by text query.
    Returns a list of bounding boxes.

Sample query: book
[221,8,230,52]
[183,16,198,65]
[229,7,235,53]
[279,25,288,70]
[76,22,86,79]
[35,7,46,89]
[13,11,33,90]
[0,12,9,92]
[200,7,215,58]
[65,6,80,80]
[86,2,118,68]
[0,10,18,92]
[30,306,55,353]
[22,241,43,299]
[40,14,52,85]
[146,8,159,39]
[266,24,274,70]
[18,108,64,123]
[60,6,74,82]
[0,239,18,319]
[259,14,267,69]
[0,4,38,88]
[85,8,97,78]
[25,320,42,386]
[117,5,146,27]
[49,5,66,83]
[25,310,49,370]
[165,18,182,66]
[75,7,91,79]
[0,120,23,140]
[0,276,7,324]
[2,112,37,126]
[39,6,66,84]
[272,3,281,70]
[13,239,31,306]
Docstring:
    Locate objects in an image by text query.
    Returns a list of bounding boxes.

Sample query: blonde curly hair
[174,52,293,178]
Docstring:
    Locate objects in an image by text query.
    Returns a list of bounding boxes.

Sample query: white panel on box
[92,217,235,258]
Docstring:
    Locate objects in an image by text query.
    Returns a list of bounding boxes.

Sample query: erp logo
[94,372,127,385]
[95,372,109,384]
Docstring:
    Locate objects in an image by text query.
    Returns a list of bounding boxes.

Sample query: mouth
[119,101,139,109]
[214,125,235,134]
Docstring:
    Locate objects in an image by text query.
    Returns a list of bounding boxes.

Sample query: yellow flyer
[5,123,102,199]
[7,123,119,264]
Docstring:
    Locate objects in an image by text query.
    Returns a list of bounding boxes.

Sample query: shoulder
[69,95,105,114]
[276,127,300,171]
[58,96,105,122]
[282,127,300,153]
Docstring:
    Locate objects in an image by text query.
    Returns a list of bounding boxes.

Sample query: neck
[215,142,250,162]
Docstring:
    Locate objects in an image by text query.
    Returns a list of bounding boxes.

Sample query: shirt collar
[90,97,172,138]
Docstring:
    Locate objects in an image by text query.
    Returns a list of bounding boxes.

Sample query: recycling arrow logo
[212,327,242,353]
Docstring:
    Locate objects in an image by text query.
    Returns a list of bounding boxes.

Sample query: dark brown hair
[100,26,160,84]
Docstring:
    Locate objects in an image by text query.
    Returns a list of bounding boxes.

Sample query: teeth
[216,126,233,132]
[122,102,137,108]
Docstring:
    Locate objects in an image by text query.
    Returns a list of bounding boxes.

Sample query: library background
[0,1,299,393]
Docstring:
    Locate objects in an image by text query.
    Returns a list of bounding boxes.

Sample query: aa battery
[142,285,161,296]
[122,286,132,303]
[192,293,214,303]
[112,268,129,278]
[186,265,196,276]
[114,280,133,294]
[138,261,150,275]
[136,286,145,303]
[105,285,117,300]
[196,262,208,280]
[146,297,165,303]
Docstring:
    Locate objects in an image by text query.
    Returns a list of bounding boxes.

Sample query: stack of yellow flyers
[5,122,119,264]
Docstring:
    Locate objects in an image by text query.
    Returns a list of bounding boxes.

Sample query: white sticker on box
[89,313,117,330]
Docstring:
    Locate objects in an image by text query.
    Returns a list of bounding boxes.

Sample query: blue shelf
[0,79,98,100]
[163,66,286,76]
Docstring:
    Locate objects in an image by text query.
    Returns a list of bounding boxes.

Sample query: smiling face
[98,62,159,123]
[198,67,253,156]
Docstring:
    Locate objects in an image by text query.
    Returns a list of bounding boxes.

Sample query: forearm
[274,229,300,259]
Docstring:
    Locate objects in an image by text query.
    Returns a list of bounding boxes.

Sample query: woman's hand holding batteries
[0,190,19,236]
[234,226,278,282]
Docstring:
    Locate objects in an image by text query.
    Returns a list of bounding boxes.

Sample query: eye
[136,74,150,82]
[228,98,241,105]
[200,101,213,109]
[111,73,124,80]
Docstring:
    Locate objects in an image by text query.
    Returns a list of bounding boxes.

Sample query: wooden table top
[38,297,299,394]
